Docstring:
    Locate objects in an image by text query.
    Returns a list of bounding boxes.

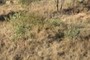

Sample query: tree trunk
[56,0,59,12]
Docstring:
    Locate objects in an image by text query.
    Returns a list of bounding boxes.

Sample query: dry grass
[0,0,90,60]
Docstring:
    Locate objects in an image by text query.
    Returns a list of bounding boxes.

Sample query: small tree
[60,0,64,13]
[56,0,65,13]
[56,0,59,12]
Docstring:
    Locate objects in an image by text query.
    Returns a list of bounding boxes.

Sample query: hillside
[0,0,90,60]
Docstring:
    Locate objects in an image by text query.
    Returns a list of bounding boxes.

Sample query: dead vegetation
[0,0,90,60]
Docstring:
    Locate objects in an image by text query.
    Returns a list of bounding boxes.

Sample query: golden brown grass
[0,0,90,60]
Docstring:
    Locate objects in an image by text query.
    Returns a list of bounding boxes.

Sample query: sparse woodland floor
[0,0,90,60]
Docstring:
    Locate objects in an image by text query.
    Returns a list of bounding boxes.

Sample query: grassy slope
[0,0,90,60]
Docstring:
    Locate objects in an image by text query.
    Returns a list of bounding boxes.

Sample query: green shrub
[48,18,62,26]
[8,10,81,41]
[19,0,41,5]
[64,24,80,39]
[9,11,46,40]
